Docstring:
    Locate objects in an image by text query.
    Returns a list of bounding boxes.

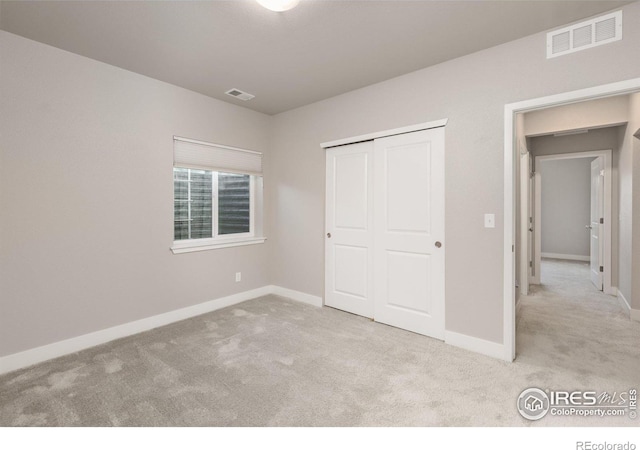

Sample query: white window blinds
[174,137,262,176]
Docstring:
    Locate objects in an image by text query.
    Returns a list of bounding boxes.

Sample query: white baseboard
[268,285,323,307]
[617,291,640,322]
[444,330,507,361]
[541,252,590,262]
[0,285,321,375]
[618,290,631,316]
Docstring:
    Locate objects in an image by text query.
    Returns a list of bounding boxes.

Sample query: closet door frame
[322,119,447,337]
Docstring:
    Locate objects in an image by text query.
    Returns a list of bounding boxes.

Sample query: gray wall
[0,31,273,356]
[2,2,640,357]
[269,2,640,344]
[524,95,629,137]
[539,158,594,258]
[529,126,623,158]
[633,94,640,310]
[619,92,640,309]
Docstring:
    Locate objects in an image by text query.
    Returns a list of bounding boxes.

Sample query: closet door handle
[327,233,332,238]
[435,241,442,248]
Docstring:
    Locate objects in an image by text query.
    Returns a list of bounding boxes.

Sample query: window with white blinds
[172,137,265,253]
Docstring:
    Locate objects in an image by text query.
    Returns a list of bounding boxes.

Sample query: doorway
[503,77,640,361]
[531,150,612,292]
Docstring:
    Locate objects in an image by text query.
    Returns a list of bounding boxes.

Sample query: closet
[324,125,445,339]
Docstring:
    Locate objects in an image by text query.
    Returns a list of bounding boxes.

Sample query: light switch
[484,213,495,228]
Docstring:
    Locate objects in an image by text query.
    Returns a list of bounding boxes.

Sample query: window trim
[171,236,266,254]
[172,168,265,254]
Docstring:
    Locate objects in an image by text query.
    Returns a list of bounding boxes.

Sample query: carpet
[1,259,638,426]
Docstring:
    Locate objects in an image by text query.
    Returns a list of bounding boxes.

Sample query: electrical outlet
[484,213,495,228]
[235,272,241,282]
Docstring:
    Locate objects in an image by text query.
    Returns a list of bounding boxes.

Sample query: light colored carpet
[1,259,638,426]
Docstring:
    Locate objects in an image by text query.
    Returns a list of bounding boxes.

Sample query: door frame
[519,151,531,295]
[532,150,612,294]
[503,77,640,362]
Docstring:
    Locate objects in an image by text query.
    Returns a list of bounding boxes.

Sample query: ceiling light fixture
[256,0,300,12]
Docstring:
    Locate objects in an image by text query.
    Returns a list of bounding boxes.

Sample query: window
[171,137,265,254]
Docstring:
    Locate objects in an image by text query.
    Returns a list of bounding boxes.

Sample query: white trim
[320,119,448,149]
[444,331,507,361]
[171,237,266,254]
[269,285,324,307]
[541,252,590,262]
[618,290,631,316]
[0,285,321,375]
[519,152,531,295]
[503,77,640,364]
[504,104,517,362]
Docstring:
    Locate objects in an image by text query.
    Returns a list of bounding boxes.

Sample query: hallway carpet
[1,259,638,426]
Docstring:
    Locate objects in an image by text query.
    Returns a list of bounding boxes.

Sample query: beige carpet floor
[1,259,638,426]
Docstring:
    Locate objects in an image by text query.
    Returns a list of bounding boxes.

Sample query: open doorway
[503,78,640,362]
[532,150,612,292]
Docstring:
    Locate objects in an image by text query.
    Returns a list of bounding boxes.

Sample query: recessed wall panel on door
[325,141,374,318]
[373,128,445,339]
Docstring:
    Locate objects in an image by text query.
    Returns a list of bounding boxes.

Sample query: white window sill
[171,237,266,254]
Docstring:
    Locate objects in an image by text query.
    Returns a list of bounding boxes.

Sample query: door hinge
[529,261,533,268]
[512,245,514,252]
[600,217,604,224]
[600,266,604,272]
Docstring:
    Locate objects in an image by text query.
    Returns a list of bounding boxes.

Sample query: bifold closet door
[373,128,445,339]
[325,141,374,318]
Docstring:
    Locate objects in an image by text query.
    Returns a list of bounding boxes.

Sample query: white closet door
[325,141,374,318]
[373,128,445,339]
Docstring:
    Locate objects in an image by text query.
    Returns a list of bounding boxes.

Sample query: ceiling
[0,0,633,115]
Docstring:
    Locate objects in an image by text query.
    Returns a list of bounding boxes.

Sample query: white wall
[269,2,640,344]
[0,31,273,357]
[539,158,594,258]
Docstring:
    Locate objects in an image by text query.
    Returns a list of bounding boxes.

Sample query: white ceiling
[0,0,632,115]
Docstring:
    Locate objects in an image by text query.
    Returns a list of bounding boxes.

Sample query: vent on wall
[225,88,255,101]
[547,10,622,59]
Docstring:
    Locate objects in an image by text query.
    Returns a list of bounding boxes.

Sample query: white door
[373,128,445,339]
[528,160,535,283]
[519,152,530,295]
[590,157,604,290]
[325,141,374,318]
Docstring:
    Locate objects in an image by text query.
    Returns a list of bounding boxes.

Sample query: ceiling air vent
[225,88,255,101]
[547,10,622,59]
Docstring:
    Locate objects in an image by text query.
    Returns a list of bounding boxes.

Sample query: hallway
[517,259,639,398]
